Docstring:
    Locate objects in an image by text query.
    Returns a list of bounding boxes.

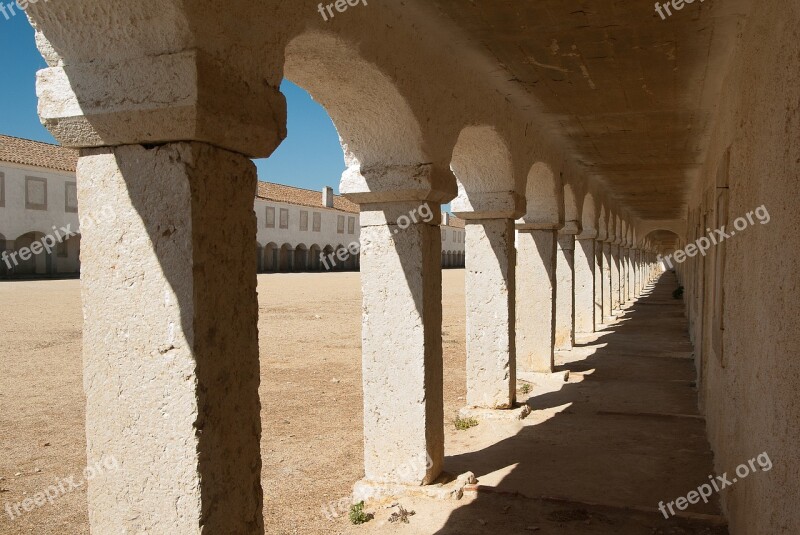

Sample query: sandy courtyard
[0,271,472,535]
[0,271,727,535]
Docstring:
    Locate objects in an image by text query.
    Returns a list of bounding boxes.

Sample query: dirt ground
[0,271,728,535]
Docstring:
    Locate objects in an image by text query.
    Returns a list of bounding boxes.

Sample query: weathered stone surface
[358,201,445,485]
[555,233,575,350]
[78,142,263,533]
[516,229,557,372]
[574,238,595,333]
[464,219,516,409]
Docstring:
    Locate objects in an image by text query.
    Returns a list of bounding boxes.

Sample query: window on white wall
[337,215,345,234]
[265,207,275,228]
[0,172,5,207]
[348,217,355,234]
[65,182,78,213]
[279,208,289,229]
[300,210,309,231]
[25,177,47,210]
[313,212,321,232]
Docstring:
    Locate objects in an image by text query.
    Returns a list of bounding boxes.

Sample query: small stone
[314,315,322,320]
[331,378,340,384]
[34,468,42,473]
[14,472,21,477]
[563,371,570,381]
[42,443,51,447]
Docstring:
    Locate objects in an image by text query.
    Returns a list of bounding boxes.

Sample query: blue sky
[0,14,347,193]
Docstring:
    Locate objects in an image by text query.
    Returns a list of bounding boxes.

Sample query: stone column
[35,49,287,533]
[620,247,629,306]
[555,226,577,350]
[574,235,596,333]
[610,244,621,312]
[463,218,516,409]
[516,228,558,372]
[593,238,605,330]
[78,144,265,533]
[628,248,638,301]
[602,241,613,321]
[357,200,445,484]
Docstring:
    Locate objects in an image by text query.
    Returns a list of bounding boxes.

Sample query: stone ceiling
[429,0,751,220]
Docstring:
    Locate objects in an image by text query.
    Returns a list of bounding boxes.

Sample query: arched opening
[11,231,51,277]
[279,243,293,273]
[256,242,264,273]
[264,243,278,273]
[321,245,335,272]
[309,244,322,271]
[294,244,308,272]
[520,162,563,227]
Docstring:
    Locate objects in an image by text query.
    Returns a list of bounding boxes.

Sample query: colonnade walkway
[356,272,728,534]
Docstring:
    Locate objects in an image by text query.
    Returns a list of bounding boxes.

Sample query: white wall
[0,161,81,276]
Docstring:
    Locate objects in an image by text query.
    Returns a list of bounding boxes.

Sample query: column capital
[576,230,598,240]
[341,163,457,205]
[558,220,581,236]
[451,191,525,220]
[37,49,286,158]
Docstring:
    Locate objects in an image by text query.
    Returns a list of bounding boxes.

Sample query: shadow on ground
[435,272,728,535]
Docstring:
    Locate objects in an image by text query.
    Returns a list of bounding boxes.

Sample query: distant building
[0,135,465,278]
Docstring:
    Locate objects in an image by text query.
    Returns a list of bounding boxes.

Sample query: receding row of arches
[256,242,359,273]
[442,250,465,268]
[0,231,81,279]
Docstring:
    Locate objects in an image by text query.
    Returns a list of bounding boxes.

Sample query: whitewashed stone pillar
[620,247,629,305]
[593,236,605,330]
[555,223,579,350]
[516,227,558,372]
[602,241,613,321]
[454,192,522,409]
[357,199,446,484]
[344,163,457,487]
[35,50,287,533]
[628,249,636,300]
[574,233,596,333]
[610,243,621,312]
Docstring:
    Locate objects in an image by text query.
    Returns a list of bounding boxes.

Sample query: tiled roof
[256,181,359,213]
[0,134,78,173]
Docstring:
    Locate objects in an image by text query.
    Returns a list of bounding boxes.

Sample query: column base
[353,472,477,504]
[458,404,532,421]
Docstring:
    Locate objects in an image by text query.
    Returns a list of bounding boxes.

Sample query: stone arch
[279,243,293,273]
[294,244,308,272]
[335,244,347,271]
[11,231,51,276]
[449,125,519,216]
[322,245,335,272]
[581,192,598,236]
[264,243,278,273]
[256,242,264,273]
[284,31,453,202]
[309,244,322,271]
[563,183,582,230]
[635,220,687,248]
[643,230,682,254]
[597,205,608,241]
[519,162,563,228]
